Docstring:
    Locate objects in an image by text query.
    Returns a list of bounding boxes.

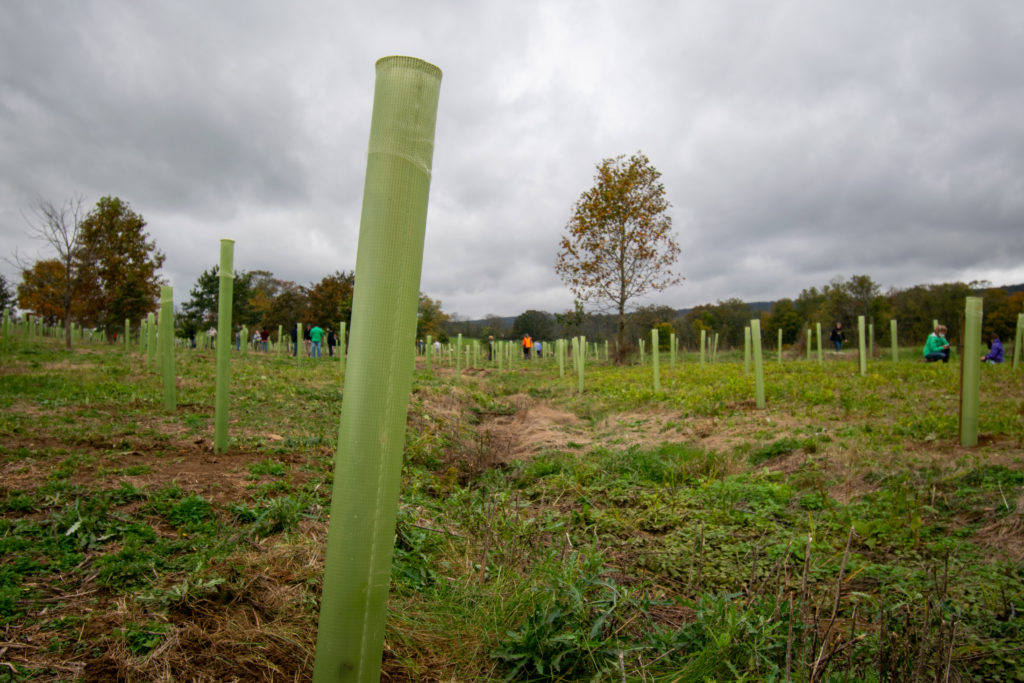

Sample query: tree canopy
[555,152,681,359]
[76,196,165,338]
[0,273,13,314]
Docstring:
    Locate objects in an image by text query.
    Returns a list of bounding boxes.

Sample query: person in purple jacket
[982,334,1004,364]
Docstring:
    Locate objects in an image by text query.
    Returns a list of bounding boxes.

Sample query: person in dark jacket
[829,322,846,352]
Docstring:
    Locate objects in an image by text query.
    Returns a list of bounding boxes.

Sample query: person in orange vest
[522,334,533,360]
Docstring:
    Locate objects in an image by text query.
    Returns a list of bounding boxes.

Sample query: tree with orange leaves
[555,152,682,361]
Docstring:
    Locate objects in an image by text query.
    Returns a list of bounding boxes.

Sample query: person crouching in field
[923,324,951,363]
[982,334,1004,364]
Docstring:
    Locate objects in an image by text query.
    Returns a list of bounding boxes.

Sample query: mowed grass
[0,336,1022,681]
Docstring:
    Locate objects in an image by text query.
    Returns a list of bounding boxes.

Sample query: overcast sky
[2,1,1022,320]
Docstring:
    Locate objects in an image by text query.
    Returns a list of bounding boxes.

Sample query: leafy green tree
[307,271,354,328]
[555,152,682,360]
[416,293,448,341]
[263,282,308,337]
[764,298,803,345]
[75,197,165,339]
[512,309,556,341]
[180,266,259,338]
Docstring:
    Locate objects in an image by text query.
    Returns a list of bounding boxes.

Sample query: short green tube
[214,239,234,454]
[1014,313,1023,370]
[777,328,783,364]
[700,329,706,367]
[669,332,676,368]
[456,333,462,380]
[159,286,176,411]
[960,297,983,446]
[857,316,866,376]
[751,319,765,409]
[869,322,875,358]
[651,328,660,392]
[890,319,898,363]
[313,56,441,683]
[806,328,812,361]
[743,326,751,374]
[816,323,822,364]
[124,318,130,349]
[146,312,157,369]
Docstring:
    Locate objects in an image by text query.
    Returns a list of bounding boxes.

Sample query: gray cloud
[2,1,1022,320]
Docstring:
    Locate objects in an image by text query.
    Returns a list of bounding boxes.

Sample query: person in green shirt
[309,325,325,359]
[923,324,950,363]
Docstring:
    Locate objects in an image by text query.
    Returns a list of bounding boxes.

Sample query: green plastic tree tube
[425,334,432,373]
[857,316,866,376]
[604,340,609,363]
[669,332,676,368]
[960,297,983,446]
[277,325,283,357]
[777,328,783,364]
[806,328,812,360]
[146,312,157,369]
[159,286,176,411]
[456,333,462,380]
[138,318,145,354]
[890,319,898,363]
[651,328,660,392]
[241,325,249,355]
[743,326,751,374]
[214,239,234,454]
[1014,313,1023,369]
[339,322,347,377]
[313,56,441,683]
[751,319,765,409]
[700,329,706,367]
[124,318,130,349]
[816,323,823,364]
[713,333,719,362]
[573,337,585,394]
[26,314,33,344]
[557,338,564,377]
[296,323,303,365]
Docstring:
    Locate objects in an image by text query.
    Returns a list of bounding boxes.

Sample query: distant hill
[467,285,1023,327]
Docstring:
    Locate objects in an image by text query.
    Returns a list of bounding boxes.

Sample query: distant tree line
[447,274,1023,352]
[178,267,450,344]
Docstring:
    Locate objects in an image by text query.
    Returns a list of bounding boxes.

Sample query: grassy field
[1,338,1022,681]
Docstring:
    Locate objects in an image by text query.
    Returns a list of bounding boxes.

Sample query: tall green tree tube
[777,328,783,364]
[806,328,812,361]
[146,312,157,369]
[425,334,432,373]
[214,239,235,454]
[139,318,145,354]
[857,316,866,376]
[278,324,283,356]
[297,323,304,365]
[743,326,751,374]
[712,333,719,362]
[816,323,822,364]
[313,56,441,683]
[651,328,660,392]
[669,332,676,368]
[456,333,462,380]
[1014,313,1023,370]
[960,297,982,447]
[890,319,898,363]
[751,319,765,408]
[700,329,706,367]
[869,322,875,358]
[557,338,564,377]
[124,318,130,349]
[159,286,176,411]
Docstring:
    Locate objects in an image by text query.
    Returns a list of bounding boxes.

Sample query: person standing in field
[261,328,270,352]
[522,334,532,359]
[290,324,299,357]
[923,324,951,363]
[535,340,543,358]
[327,328,337,357]
[309,324,324,359]
[982,334,1004,364]
[829,322,846,352]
